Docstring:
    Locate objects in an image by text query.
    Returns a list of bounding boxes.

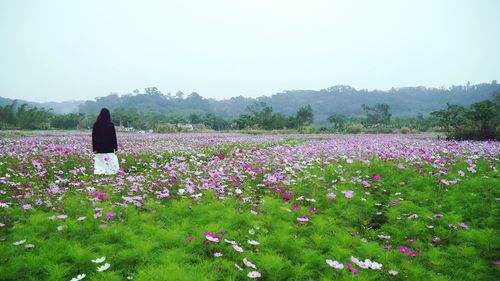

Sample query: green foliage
[295,105,314,127]
[431,98,500,140]
[362,103,392,126]
[0,152,499,280]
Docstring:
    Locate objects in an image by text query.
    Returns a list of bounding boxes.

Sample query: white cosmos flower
[370,261,383,270]
[388,270,398,276]
[91,256,106,263]
[224,239,237,245]
[70,273,86,281]
[214,252,223,257]
[247,240,260,245]
[232,244,244,253]
[13,239,26,245]
[243,258,256,269]
[326,259,344,269]
[247,271,261,278]
[206,236,219,243]
[97,263,110,272]
[234,264,243,271]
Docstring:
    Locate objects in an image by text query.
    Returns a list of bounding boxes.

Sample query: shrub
[345,124,363,134]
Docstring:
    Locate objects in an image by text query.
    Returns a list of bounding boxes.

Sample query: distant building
[177,123,194,131]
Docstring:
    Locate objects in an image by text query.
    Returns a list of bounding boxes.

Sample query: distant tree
[430,103,468,135]
[232,114,256,130]
[327,113,347,131]
[145,87,161,96]
[188,113,202,124]
[431,99,499,140]
[203,113,229,130]
[246,102,274,129]
[295,105,314,127]
[175,91,185,99]
[465,100,499,139]
[362,103,391,126]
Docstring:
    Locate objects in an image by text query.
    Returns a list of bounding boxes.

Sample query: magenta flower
[398,246,410,253]
[309,208,317,214]
[185,236,194,243]
[373,175,381,181]
[281,192,292,201]
[409,251,419,257]
[345,262,359,275]
[293,202,300,210]
[106,212,116,220]
[204,232,221,243]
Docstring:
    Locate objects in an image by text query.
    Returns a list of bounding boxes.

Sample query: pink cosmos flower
[293,202,300,210]
[232,244,244,252]
[309,208,317,214]
[204,232,221,243]
[409,251,419,257]
[22,204,32,210]
[459,223,469,230]
[326,259,344,269]
[247,271,261,278]
[398,246,410,253]
[185,236,194,243]
[281,192,292,201]
[342,190,354,199]
[243,258,256,269]
[106,212,116,220]
[345,262,359,275]
[326,192,336,199]
[373,175,381,182]
[361,180,371,188]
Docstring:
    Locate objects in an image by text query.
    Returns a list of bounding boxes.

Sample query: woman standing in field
[92,108,119,175]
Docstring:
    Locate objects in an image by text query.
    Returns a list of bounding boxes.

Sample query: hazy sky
[1,0,499,102]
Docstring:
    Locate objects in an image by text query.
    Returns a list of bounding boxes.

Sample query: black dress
[92,122,118,153]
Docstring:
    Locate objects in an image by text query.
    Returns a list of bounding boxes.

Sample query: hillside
[2,81,499,123]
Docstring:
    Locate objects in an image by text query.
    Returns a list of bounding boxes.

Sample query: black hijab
[93,108,112,128]
[92,108,118,153]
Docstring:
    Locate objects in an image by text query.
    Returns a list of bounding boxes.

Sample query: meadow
[0,132,498,281]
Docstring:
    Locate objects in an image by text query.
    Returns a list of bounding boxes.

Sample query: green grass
[1,156,499,280]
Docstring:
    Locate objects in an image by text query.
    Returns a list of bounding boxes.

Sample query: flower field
[0,132,499,280]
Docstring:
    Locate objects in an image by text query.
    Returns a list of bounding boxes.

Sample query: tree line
[1,95,498,140]
[73,82,500,123]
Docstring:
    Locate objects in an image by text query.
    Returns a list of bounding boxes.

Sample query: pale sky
[1,0,499,102]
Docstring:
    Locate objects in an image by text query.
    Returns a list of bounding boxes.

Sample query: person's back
[92,108,119,175]
[92,121,117,153]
